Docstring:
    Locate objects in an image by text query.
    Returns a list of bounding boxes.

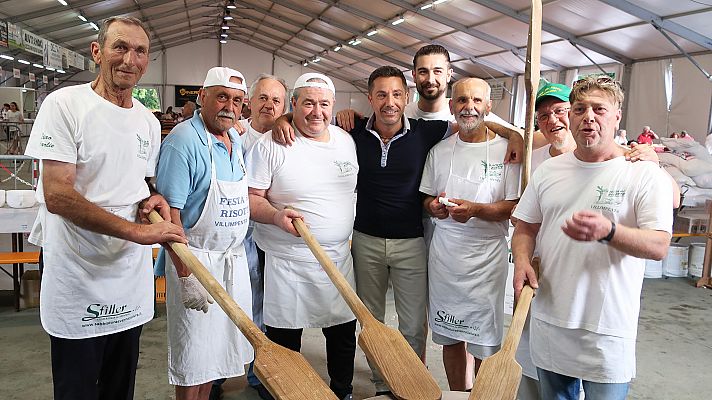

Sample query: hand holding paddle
[469,257,540,400]
[290,214,442,400]
[148,211,337,400]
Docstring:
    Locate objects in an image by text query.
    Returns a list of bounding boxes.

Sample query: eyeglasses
[536,107,570,123]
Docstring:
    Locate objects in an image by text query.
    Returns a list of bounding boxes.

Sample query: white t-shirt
[246,125,358,262]
[26,83,160,209]
[5,109,22,122]
[513,153,672,381]
[420,134,520,237]
[531,144,552,172]
[239,118,264,156]
[514,153,672,338]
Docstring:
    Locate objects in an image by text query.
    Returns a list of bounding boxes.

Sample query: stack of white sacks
[660,138,712,205]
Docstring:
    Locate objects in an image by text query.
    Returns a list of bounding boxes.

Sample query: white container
[689,243,706,278]
[5,190,36,209]
[644,258,663,278]
[662,243,689,277]
[0,189,5,207]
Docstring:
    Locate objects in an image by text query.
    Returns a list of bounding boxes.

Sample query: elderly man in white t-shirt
[512,76,673,400]
[246,73,358,400]
[419,78,520,391]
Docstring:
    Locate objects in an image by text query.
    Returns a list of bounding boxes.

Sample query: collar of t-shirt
[365,113,411,144]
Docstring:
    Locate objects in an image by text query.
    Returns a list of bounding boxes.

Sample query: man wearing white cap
[156,66,254,400]
[246,72,358,400]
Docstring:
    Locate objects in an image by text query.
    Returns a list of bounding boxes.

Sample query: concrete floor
[0,277,710,400]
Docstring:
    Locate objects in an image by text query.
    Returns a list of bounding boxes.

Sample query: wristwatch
[598,220,616,244]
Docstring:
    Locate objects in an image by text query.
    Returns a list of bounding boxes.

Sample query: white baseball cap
[293,72,335,97]
[197,67,247,105]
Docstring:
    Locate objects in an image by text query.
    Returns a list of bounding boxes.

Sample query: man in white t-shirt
[420,78,520,391]
[237,73,288,400]
[24,16,186,400]
[512,76,673,400]
[246,73,358,400]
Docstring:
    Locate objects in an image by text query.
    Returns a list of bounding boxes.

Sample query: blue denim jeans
[537,368,629,400]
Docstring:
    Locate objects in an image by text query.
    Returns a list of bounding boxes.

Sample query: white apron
[39,203,153,339]
[428,134,509,347]
[264,252,356,329]
[166,128,254,386]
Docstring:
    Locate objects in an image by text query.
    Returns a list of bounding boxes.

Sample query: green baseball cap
[535,82,571,109]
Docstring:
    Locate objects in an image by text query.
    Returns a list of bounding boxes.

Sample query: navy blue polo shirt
[352,115,449,239]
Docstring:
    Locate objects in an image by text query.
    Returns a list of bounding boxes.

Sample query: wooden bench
[0,251,40,312]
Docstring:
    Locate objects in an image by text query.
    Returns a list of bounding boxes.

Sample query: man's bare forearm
[472,200,518,221]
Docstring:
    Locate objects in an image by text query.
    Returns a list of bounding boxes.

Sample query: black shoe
[208,384,223,400]
[252,384,275,400]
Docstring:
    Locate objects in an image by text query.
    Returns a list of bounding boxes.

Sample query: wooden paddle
[290,215,442,400]
[469,258,539,400]
[148,211,337,400]
[520,0,542,191]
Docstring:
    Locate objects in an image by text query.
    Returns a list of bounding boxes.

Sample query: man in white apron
[24,17,186,400]
[512,76,673,400]
[246,73,359,400]
[420,78,521,391]
[155,67,253,400]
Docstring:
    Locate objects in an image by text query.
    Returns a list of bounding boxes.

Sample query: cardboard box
[20,270,40,309]
[674,215,697,233]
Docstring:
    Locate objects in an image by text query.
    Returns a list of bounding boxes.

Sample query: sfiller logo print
[434,310,481,336]
[81,303,142,327]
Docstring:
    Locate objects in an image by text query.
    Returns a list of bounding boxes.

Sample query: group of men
[25,15,674,400]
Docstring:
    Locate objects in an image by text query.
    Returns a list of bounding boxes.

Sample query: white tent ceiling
[1,0,711,90]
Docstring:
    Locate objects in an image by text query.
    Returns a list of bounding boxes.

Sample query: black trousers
[50,325,143,400]
[266,319,357,398]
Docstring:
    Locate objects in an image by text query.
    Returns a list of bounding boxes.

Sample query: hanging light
[17,59,30,65]
[78,14,87,22]
[333,44,342,52]
[391,15,405,25]
[226,0,237,10]
[33,63,44,68]
[89,22,99,30]
[0,54,14,60]
[221,22,230,30]
[367,29,378,37]
[223,10,233,21]
[220,32,228,38]
[220,39,227,44]
[302,60,308,67]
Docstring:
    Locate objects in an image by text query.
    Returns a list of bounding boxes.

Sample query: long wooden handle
[148,211,267,347]
[521,0,542,191]
[500,257,540,356]
[290,215,374,323]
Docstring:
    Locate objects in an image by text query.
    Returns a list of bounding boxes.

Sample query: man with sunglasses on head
[511,76,673,400]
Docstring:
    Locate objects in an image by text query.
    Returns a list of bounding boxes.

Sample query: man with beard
[420,78,520,391]
[156,67,254,400]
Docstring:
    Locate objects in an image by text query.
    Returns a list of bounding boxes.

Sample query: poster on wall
[12,68,20,78]
[22,30,44,56]
[28,72,35,82]
[53,77,59,86]
[44,41,63,69]
[7,22,21,49]
[43,75,48,84]
[0,21,8,48]
[174,85,201,107]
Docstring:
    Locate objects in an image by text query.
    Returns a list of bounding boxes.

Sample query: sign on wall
[53,77,59,86]
[12,68,20,78]
[490,81,506,101]
[28,72,35,82]
[43,75,48,84]
[0,21,8,48]
[174,85,201,107]
[22,30,45,56]
[7,22,21,49]
[44,41,63,69]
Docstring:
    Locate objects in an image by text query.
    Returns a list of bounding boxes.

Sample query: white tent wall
[669,54,712,141]
[627,59,682,140]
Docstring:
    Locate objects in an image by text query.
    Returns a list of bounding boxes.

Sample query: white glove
[179,274,214,313]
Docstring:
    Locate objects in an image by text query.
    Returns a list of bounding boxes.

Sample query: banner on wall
[174,85,201,107]
[69,50,85,70]
[28,72,35,82]
[0,21,8,48]
[22,30,45,56]
[7,22,21,49]
[44,41,63,69]
[12,68,20,78]
[88,61,95,73]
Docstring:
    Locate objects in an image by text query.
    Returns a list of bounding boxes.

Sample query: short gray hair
[98,16,151,47]
[249,73,288,99]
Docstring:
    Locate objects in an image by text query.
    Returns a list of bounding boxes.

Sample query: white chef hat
[292,72,335,97]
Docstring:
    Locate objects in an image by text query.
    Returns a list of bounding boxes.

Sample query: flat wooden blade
[254,342,338,400]
[469,355,522,400]
[359,322,442,400]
